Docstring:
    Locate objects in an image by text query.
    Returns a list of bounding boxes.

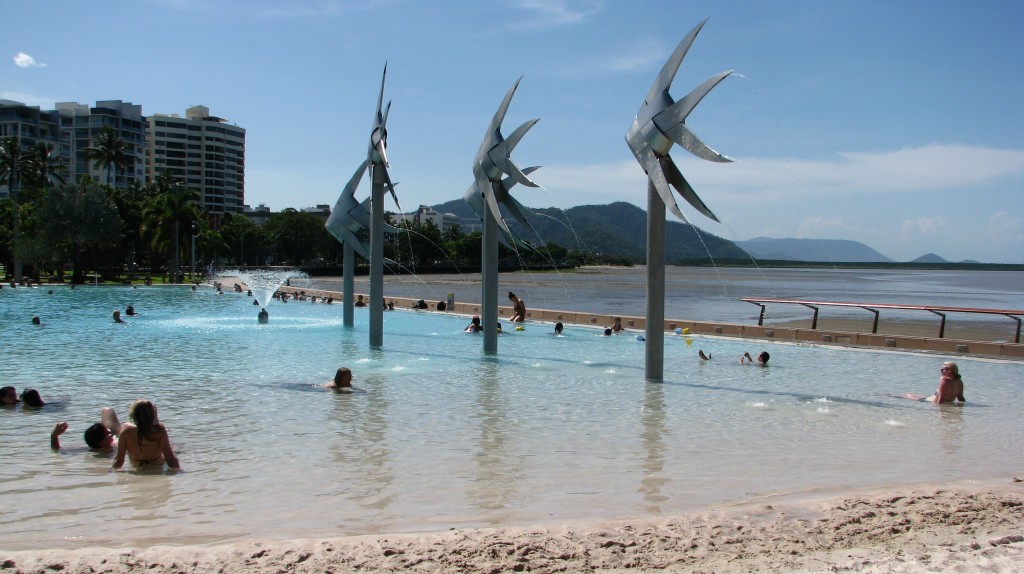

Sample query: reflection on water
[639,382,667,512]
[0,280,1022,550]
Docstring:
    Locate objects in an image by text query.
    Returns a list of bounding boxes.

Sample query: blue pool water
[1,282,1022,550]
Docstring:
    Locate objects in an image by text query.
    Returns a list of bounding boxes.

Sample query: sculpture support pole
[369,163,385,347]
[645,179,666,381]
[343,243,354,327]
[482,186,500,354]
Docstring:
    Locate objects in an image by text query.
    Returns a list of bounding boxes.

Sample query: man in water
[50,407,123,450]
[740,351,769,366]
[930,361,966,404]
[258,308,269,324]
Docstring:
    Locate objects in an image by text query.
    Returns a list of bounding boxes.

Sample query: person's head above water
[554,322,564,334]
[31,316,40,325]
[20,389,45,407]
[757,351,770,364]
[84,423,115,449]
[0,386,18,405]
[128,400,161,438]
[333,367,353,387]
[941,361,960,378]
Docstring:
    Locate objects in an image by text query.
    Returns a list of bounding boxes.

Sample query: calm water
[1,272,1022,551]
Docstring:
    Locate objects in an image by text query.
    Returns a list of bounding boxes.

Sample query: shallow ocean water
[1,280,1022,550]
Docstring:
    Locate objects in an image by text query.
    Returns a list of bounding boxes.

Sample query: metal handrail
[741,298,1023,343]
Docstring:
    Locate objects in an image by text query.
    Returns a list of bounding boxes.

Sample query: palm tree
[23,142,68,190]
[0,137,31,282]
[195,228,229,275]
[143,171,200,282]
[83,127,134,187]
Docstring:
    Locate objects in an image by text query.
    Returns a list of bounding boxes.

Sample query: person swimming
[51,407,123,450]
[1,386,19,406]
[740,351,769,366]
[324,367,354,390]
[20,389,45,407]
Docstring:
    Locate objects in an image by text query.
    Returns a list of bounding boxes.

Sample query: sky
[2,1,1023,264]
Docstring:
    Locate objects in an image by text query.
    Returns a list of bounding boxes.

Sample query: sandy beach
[4,484,1022,573]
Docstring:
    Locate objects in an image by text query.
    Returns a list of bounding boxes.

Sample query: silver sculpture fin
[326,64,405,256]
[625,19,731,224]
[468,76,542,238]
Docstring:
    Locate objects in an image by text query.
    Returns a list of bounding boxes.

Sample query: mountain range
[430,200,954,264]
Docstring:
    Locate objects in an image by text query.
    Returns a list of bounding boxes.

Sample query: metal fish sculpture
[625,19,732,223]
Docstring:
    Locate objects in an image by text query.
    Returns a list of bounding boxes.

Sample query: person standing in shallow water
[258,308,269,324]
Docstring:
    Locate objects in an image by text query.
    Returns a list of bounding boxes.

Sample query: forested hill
[432,200,748,262]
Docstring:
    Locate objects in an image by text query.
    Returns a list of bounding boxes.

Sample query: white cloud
[899,217,948,240]
[987,211,1023,244]
[796,216,873,239]
[513,0,603,27]
[13,52,46,68]
[533,144,1024,207]
[721,144,1024,199]
[604,38,669,72]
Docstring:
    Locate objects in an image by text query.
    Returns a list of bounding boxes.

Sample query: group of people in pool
[1,386,45,407]
[46,400,181,470]
[8,386,182,470]
[48,401,180,469]
[4,383,180,469]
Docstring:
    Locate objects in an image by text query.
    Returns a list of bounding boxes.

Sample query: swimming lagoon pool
[1,284,1022,550]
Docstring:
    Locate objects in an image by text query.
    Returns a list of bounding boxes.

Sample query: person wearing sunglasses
[930,361,966,404]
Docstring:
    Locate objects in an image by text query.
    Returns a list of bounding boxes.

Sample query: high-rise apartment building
[2,100,246,225]
[0,99,63,199]
[55,100,146,188]
[146,105,245,225]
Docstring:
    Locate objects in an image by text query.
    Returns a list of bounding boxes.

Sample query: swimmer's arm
[112,429,128,469]
[51,422,68,450]
[160,428,180,469]
[935,378,952,405]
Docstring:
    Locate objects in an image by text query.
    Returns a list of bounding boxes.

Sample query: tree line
[1,131,620,284]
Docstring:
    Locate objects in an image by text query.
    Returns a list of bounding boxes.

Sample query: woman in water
[930,361,966,404]
[113,400,180,469]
